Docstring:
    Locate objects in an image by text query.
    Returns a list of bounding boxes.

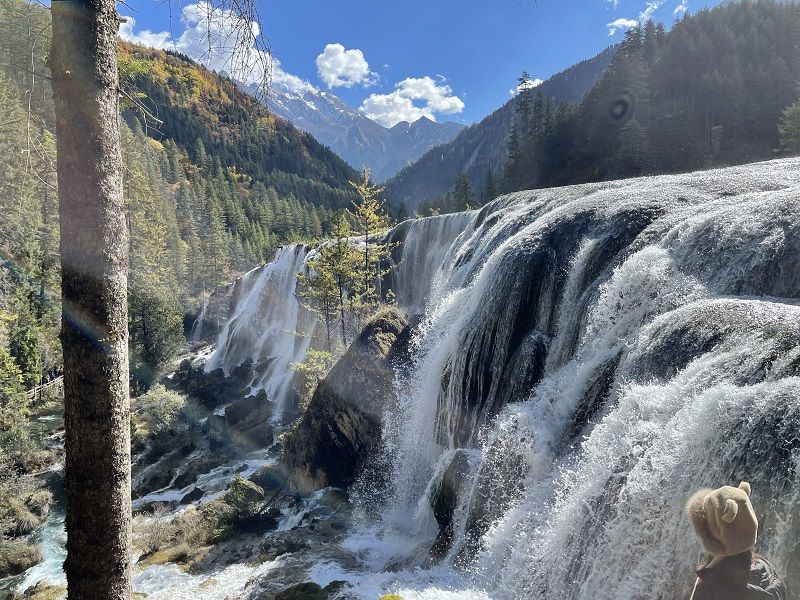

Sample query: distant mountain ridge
[265,85,465,181]
[384,46,617,210]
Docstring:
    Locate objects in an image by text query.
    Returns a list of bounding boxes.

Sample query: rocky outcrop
[282,308,412,493]
[172,357,275,450]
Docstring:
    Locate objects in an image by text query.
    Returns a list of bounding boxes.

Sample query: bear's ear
[722,498,739,523]
[739,481,751,496]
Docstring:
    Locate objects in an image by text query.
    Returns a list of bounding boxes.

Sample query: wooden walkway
[25,375,63,401]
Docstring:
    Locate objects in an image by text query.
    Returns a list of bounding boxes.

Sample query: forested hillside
[384,47,617,212]
[0,0,359,401]
[504,0,800,192]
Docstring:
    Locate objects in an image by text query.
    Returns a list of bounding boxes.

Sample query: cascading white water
[358,157,800,600]
[385,212,475,315]
[203,244,316,417]
[199,215,473,419]
[16,159,800,600]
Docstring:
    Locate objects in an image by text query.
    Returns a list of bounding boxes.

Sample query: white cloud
[119,2,272,86]
[639,0,665,21]
[606,0,668,36]
[315,43,377,88]
[359,76,464,127]
[607,17,639,36]
[118,17,171,48]
[674,0,688,16]
[509,77,544,96]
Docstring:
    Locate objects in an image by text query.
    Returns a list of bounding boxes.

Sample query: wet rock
[429,450,471,560]
[260,531,309,561]
[282,308,412,492]
[180,487,206,504]
[249,464,287,493]
[223,390,273,449]
[172,359,274,450]
[274,582,326,600]
[189,283,231,342]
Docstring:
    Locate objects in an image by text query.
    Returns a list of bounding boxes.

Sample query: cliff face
[282,308,412,493]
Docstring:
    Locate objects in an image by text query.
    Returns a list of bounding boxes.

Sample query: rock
[223,389,273,448]
[136,543,193,568]
[429,450,471,560]
[274,582,326,600]
[21,582,67,600]
[282,308,412,492]
[249,464,286,493]
[172,359,275,450]
[189,283,231,342]
[379,595,404,600]
[0,538,42,578]
[322,581,347,595]
[180,486,206,504]
[225,477,264,506]
[260,531,309,560]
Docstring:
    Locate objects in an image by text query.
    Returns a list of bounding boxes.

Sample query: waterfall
[198,212,472,420]
[185,158,799,599]
[384,212,474,315]
[203,244,316,417]
[366,157,800,599]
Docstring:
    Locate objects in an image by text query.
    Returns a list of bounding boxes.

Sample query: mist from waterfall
[356,158,800,600]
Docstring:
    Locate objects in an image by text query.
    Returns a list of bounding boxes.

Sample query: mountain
[0,0,365,393]
[384,46,617,211]
[266,85,465,181]
[121,47,359,211]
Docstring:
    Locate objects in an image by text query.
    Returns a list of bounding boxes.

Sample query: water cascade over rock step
[181,157,800,599]
[368,157,800,599]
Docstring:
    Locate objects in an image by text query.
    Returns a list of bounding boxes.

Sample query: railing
[25,375,64,401]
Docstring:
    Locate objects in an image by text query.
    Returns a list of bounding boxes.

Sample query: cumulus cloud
[509,76,544,96]
[607,17,639,36]
[119,17,171,48]
[359,76,464,127]
[315,43,377,88]
[119,2,272,86]
[674,0,688,16]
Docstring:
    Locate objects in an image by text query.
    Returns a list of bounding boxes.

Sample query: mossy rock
[0,538,42,578]
[20,582,67,600]
[379,595,404,600]
[282,308,411,492]
[136,542,193,568]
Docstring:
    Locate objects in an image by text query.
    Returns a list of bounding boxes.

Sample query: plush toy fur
[686,481,757,560]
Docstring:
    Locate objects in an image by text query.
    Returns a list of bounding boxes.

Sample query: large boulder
[282,308,412,492]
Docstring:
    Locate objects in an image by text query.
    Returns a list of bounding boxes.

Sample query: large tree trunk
[50,1,132,598]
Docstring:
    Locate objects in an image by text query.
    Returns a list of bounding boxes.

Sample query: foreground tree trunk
[50,0,132,597]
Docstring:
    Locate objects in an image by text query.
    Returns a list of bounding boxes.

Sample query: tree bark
[50,0,132,598]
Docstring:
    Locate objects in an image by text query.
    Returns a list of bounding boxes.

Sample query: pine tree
[452,172,474,211]
[50,0,133,594]
[0,347,27,432]
[778,99,800,155]
[9,310,41,388]
[349,168,393,307]
[484,171,498,204]
[323,214,360,347]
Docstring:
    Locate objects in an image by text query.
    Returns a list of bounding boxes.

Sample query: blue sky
[122,0,725,127]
